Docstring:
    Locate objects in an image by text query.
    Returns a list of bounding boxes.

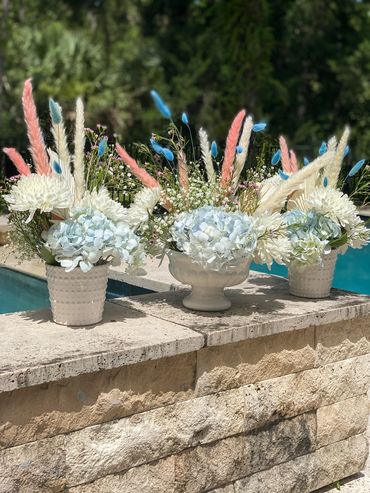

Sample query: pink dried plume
[177,150,189,191]
[22,79,50,175]
[221,109,246,188]
[279,136,299,173]
[289,150,299,173]
[3,148,31,176]
[116,143,160,189]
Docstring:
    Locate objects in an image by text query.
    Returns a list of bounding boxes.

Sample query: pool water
[0,244,369,314]
[0,267,153,314]
[251,243,370,296]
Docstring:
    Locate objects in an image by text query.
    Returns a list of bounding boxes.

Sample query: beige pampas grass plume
[73,98,86,202]
[326,127,350,189]
[49,98,73,191]
[199,127,216,183]
[256,150,335,214]
[232,115,253,190]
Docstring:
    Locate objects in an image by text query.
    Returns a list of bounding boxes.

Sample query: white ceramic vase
[46,264,109,326]
[288,250,338,299]
[167,250,251,311]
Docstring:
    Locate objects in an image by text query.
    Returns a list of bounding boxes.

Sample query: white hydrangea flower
[253,212,291,267]
[80,188,128,222]
[4,174,73,222]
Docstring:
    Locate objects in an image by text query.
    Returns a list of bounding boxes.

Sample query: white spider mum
[306,188,357,228]
[80,188,128,222]
[347,215,370,248]
[124,187,161,228]
[4,174,73,222]
[253,212,291,267]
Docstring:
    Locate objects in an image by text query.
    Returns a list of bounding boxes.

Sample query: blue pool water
[251,243,370,296]
[0,244,369,314]
[0,267,153,314]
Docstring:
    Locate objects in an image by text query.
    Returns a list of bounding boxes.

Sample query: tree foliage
[0,0,369,165]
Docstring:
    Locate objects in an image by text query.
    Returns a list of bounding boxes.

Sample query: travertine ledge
[0,272,369,393]
[0,272,369,492]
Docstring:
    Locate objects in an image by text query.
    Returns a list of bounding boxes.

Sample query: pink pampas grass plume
[279,136,292,173]
[22,79,50,175]
[177,149,189,191]
[116,143,160,189]
[3,148,31,176]
[289,150,298,173]
[221,109,246,188]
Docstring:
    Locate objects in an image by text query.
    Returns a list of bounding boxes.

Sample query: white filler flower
[4,174,73,222]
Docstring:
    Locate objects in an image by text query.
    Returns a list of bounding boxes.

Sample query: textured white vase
[288,250,338,299]
[46,264,109,326]
[167,250,251,311]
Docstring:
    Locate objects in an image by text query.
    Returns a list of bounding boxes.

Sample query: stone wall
[1,315,369,493]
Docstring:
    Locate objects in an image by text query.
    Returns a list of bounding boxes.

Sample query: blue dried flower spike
[150,90,172,119]
[271,149,281,166]
[252,123,267,132]
[211,141,218,158]
[49,98,62,125]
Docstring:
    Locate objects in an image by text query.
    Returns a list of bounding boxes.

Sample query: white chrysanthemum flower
[124,187,161,228]
[347,215,370,248]
[253,212,291,267]
[306,188,357,228]
[4,174,73,222]
[80,188,128,222]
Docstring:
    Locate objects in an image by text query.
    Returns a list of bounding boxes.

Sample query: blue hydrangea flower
[283,208,342,266]
[170,205,257,269]
[45,209,143,272]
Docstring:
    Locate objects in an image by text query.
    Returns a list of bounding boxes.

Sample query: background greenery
[0,0,369,187]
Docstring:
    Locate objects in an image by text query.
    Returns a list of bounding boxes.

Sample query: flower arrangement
[2,79,145,273]
[114,90,291,271]
[258,129,369,270]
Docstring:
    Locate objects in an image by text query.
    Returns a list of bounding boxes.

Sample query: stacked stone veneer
[0,316,369,492]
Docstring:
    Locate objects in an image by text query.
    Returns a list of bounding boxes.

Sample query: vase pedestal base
[183,287,231,312]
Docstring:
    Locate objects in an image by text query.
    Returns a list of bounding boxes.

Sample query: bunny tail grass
[3,148,31,176]
[327,127,350,189]
[22,79,50,175]
[73,97,86,202]
[199,127,215,183]
[116,144,160,189]
[232,115,253,190]
[221,109,246,188]
[256,150,335,214]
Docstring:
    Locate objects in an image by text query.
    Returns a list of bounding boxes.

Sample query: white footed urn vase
[167,250,251,311]
[288,250,338,299]
[46,264,109,326]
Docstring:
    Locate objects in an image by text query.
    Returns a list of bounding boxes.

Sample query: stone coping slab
[112,273,370,346]
[1,270,369,393]
[0,301,204,393]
